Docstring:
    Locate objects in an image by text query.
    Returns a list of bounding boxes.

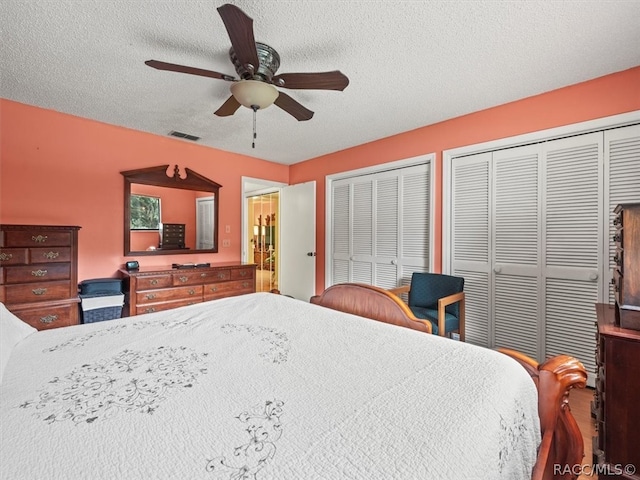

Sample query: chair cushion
[407,272,464,317]
[410,307,460,335]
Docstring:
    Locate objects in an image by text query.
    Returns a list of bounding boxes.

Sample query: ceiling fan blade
[214,96,241,117]
[145,60,235,81]
[272,71,349,91]
[274,92,314,121]
[217,4,260,76]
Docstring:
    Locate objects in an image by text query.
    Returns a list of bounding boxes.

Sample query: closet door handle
[391,259,397,265]
[494,266,502,274]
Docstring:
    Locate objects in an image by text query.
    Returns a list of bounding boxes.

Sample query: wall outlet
[222,239,231,247]
[225,225,231,233]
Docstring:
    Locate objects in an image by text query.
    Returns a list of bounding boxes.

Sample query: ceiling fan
[145,3,349,123]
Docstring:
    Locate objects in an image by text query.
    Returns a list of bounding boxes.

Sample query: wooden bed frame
[310,283,588,480]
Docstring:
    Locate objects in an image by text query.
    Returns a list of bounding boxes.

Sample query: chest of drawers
[0,224,81,330]
[593,303,640,480]
[119,263,256,316]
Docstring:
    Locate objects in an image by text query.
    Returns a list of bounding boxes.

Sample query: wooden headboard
[310,283,587,480]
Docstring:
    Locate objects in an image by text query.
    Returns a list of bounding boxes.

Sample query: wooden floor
[570,386,597,479]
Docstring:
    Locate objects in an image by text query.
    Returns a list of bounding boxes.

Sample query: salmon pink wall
[2,67,639,292]
[290,66,640,292]
[0,99,289,281]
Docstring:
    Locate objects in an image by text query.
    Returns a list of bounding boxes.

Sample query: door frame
[241,177,286,264]
[195,196,215,249]
[442,109,640,296]
[324,153,436,289]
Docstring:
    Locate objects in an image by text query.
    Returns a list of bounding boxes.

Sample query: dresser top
[596,303,640,341]
[1,224,81,231]
[119,262,256,276]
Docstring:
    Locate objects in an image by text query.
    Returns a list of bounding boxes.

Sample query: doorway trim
[241,177,286,264]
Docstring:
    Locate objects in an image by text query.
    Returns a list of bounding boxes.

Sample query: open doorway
[247,192,279,292]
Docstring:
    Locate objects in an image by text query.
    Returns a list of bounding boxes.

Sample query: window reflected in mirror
[130,194,161,230]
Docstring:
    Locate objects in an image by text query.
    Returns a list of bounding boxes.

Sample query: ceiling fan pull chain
[252,105,258,148]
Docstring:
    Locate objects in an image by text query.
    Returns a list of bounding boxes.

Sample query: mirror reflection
[121,165,221,256]
[129,185,215,252]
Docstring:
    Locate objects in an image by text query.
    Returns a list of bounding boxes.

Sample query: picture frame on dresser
[0,224,81,330]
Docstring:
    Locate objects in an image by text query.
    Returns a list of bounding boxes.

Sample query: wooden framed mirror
[121,165,221,256]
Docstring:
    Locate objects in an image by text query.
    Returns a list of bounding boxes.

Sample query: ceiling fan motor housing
[230,42,280,82]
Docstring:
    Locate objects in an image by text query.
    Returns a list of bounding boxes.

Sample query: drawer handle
[613,254,620,265]
[188,289,196,295]
[613,234,621,242]
[217,272,226,279]
[145,307,157,313]
[0,252,13,261]
[240,270,247,277]
[40,314,58,324]
[200,273,207,277]
[210,286,217,292]
[242,282,249,288]
[32,288,47,295]
[145,293,157,300]
[179,276,188,283]
[32,235,48,243]
[150,279,159,285]
[31,269,48,277]
[613,216,622,226]
[43,251,60,259]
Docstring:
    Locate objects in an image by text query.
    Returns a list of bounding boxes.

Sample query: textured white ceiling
[1,1,639,165]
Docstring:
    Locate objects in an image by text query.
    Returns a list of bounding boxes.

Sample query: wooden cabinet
[593,303,640,479]
[612,203,640,330]
[160,223,186,249]
[0,224,81,330]
[120,263,256,316]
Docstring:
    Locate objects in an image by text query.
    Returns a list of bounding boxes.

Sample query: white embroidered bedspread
[0,293,540,479]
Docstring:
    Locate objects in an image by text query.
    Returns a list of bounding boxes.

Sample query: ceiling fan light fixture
[230,80,279,110]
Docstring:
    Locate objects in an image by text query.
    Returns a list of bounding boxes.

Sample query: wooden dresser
[593,303,640,479]
[0,224,81,330]
[612,203,640,329]
[120,263,256,316]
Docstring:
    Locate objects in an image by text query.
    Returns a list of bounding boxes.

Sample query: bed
[0,284,586,480]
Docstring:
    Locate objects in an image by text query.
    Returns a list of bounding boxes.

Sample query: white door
[451,132,605,384]
[331,163,431,290]
[196,196,215,249]
[279,181,316,301]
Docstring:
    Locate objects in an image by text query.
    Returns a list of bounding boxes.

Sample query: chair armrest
[437,291,465,308]
[388,285,410,296]
[437,292,466,341]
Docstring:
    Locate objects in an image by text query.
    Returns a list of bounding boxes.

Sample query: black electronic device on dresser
[592,202,640,480]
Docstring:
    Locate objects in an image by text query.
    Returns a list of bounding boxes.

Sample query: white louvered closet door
[451,152,492,346]
[606,124,640,303]
[332,183,351,284]
[330,163,430,289]
[492,145,541,359]
[542,133,603,381]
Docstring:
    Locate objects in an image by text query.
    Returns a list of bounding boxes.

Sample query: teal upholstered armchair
[389,272,465,341]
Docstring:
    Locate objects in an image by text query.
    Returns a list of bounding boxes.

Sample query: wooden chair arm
[437,292,465,341]
[437,291,465,308]
[388,285,410,296]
